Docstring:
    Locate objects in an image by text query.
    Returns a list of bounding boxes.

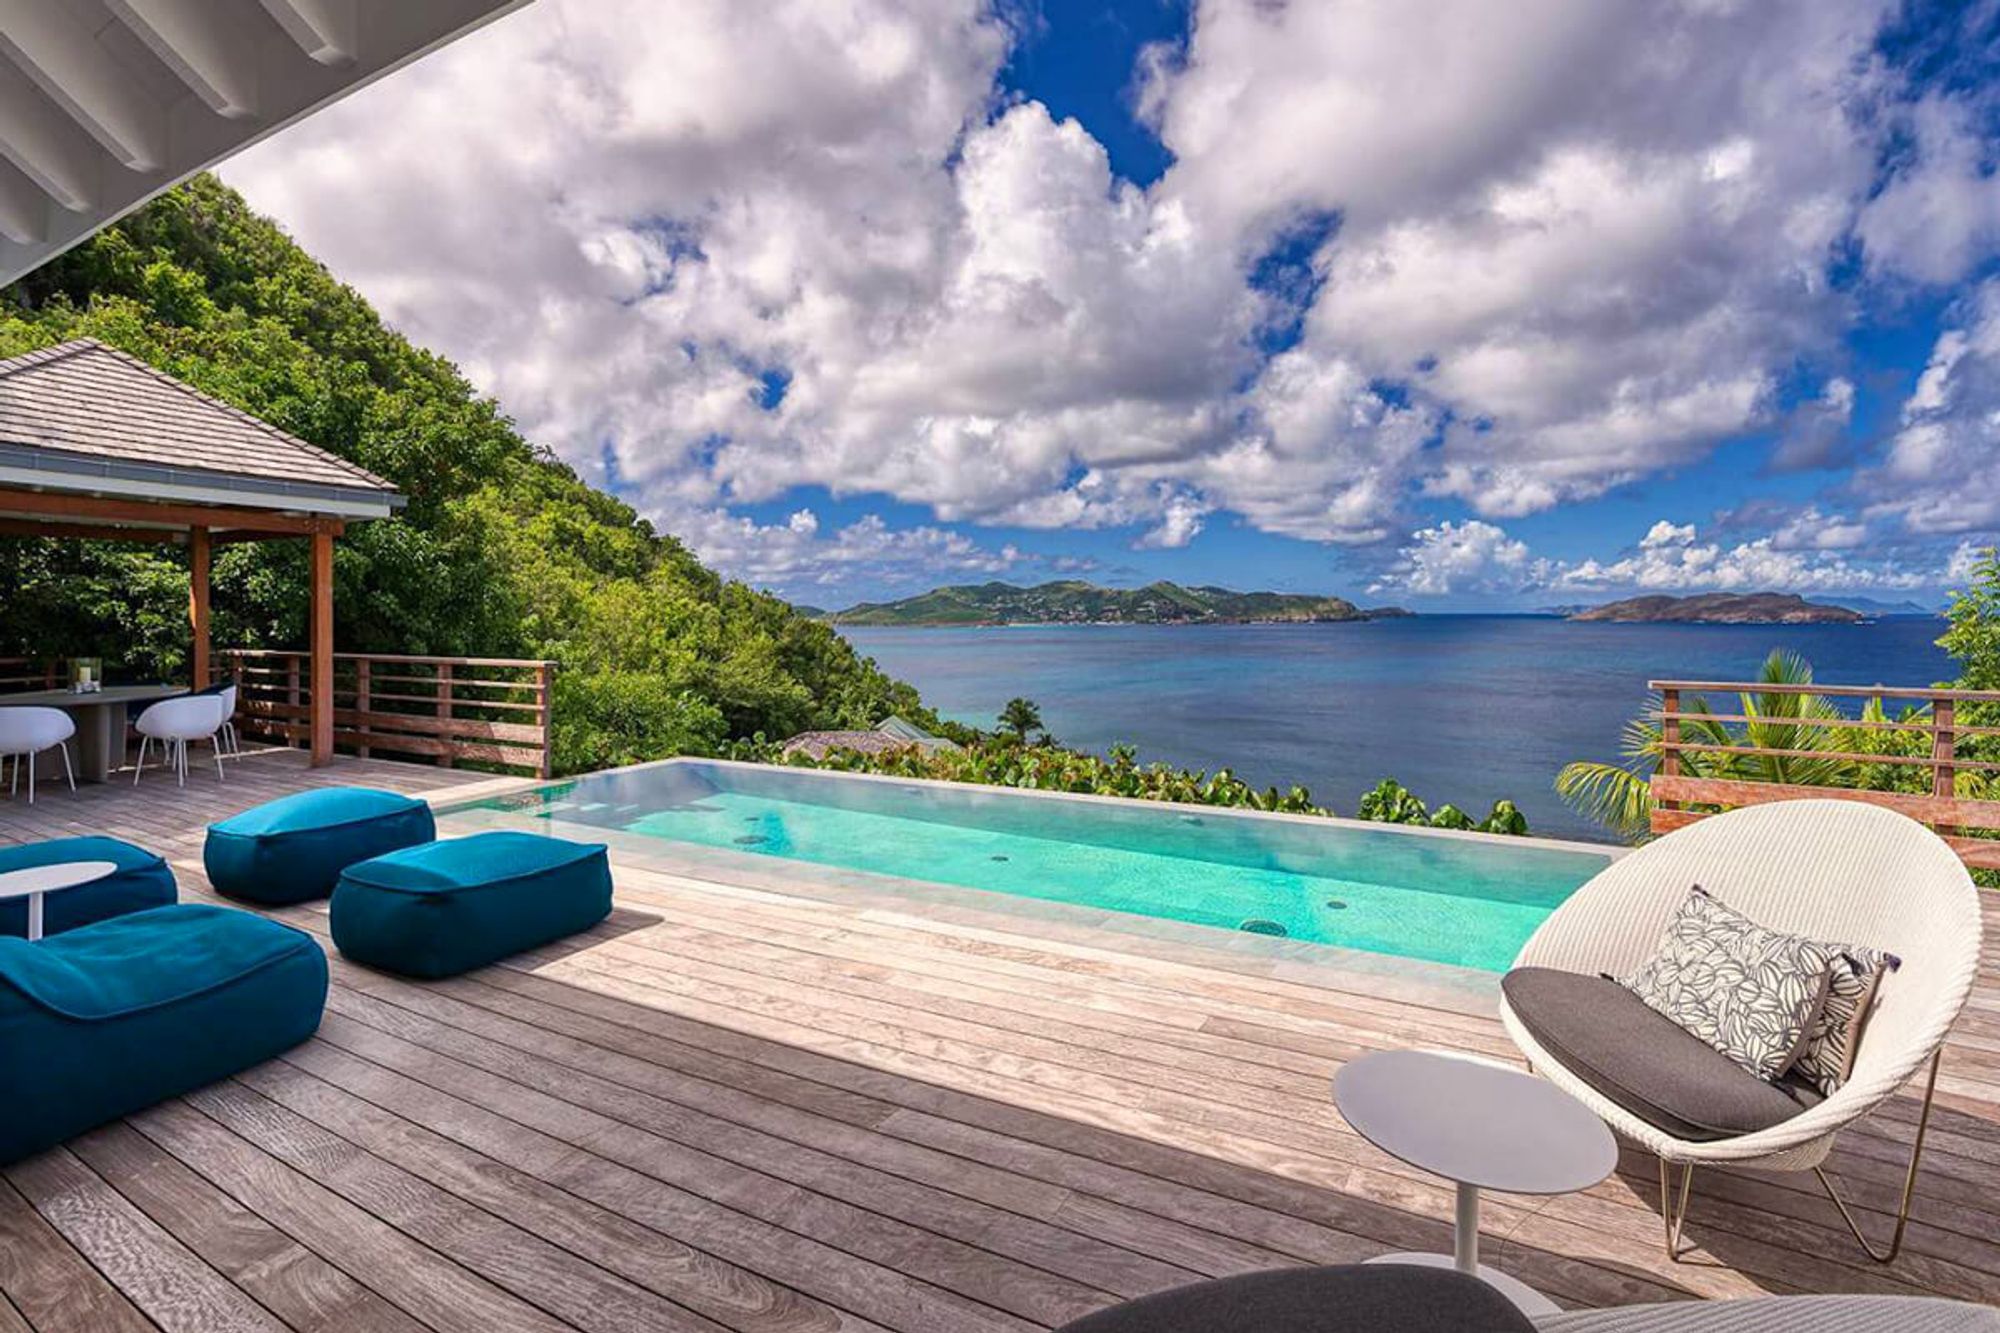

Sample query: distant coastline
[817,579,1411,627]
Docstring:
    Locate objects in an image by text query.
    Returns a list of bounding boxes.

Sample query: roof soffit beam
[0,0,168,171]
[106,0,263,119]
[0,156,44,242]
[255,0,356,65]
[0,62,101,209]
[0,484,344,534]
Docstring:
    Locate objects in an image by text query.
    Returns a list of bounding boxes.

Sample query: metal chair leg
[1813,1049,1941,1263]
[1658,1157,1696,1261]
[24,749,33,804]
[212,734,225,782]
[59,740,74,793]
[134,734,150,785]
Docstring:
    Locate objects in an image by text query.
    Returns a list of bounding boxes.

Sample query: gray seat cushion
[1503,968,1819,1142]
[1056,1264,1536,1333]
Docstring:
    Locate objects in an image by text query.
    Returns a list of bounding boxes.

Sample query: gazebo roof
[0,338,400,523]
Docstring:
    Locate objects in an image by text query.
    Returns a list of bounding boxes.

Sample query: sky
[224,0,2000,611]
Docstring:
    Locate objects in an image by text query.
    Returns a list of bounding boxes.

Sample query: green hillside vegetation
[0,176,931,774]
[830,579,1401,626]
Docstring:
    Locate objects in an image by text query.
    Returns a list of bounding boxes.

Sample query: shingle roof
[0,339,398,503]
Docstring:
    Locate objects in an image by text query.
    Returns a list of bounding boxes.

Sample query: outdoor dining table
[0,685,187,783]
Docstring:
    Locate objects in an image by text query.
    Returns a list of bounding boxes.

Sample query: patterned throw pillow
[1622,886,1839,1080]
[1791,945,1899,1095]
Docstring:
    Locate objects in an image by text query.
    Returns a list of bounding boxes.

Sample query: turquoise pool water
[463,762,1614,972]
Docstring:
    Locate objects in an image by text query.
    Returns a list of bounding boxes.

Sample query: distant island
[1822,595,1938,617]
[825,580,1412,627]
[1569,592,1865,624]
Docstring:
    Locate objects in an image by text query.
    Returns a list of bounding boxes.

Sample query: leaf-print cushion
[1621,886,1838,1081]
[1791,945,1898,1096]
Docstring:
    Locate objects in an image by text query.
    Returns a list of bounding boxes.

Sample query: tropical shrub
[751,739,1530,831]
[1556,650,1860,841]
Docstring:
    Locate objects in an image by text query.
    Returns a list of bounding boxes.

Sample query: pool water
[462,761,1614,972]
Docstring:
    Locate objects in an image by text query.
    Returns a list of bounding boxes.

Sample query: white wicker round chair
[1499,799,1983,1263]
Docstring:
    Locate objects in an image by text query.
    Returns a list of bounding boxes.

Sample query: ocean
[840,615,1958,843]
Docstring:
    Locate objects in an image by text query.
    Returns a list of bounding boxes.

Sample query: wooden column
[310,530,334,766]
[1934,697,1957,838]
[188,525,211,687]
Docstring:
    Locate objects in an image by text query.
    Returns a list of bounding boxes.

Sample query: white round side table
[1334,1048,1617,1316]
[0,861,119,941]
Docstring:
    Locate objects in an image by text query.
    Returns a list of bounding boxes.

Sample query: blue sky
[231,0,2000,610]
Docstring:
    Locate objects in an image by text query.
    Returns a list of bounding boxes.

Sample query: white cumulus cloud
[217,0,2000,592]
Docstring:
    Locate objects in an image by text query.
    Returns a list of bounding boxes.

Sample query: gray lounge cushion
[1055,1264,1536,1333]
[1504,968,1819,1142]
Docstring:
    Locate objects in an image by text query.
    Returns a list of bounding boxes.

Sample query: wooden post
[188,525,211,687]
[1658,687,1681,815]
[354,658,372,760]
[436,662,454,768]
[310,530,334,766]
[1934,697,1957,837]
[536,662,554,779]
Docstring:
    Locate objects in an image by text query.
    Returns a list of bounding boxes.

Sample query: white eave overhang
[0,0,532,288]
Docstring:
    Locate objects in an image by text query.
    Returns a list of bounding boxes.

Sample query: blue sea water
[842,615,1958,843]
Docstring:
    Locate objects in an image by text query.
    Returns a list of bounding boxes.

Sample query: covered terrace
[0,336,403,770]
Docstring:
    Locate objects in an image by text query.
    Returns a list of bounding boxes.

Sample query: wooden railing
[0,658,58,692]
[220,650,556,778]
[1650,679,2000,870]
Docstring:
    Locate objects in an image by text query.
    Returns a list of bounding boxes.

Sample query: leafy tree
[998,697,1044,742]
[1941,546,2000,692]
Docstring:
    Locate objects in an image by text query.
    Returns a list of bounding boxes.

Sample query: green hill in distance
[827,580,1412,626]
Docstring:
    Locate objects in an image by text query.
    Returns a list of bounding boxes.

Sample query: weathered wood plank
[67,1123,426,1333]
[5,1148,283,1333]
[0,1173,155,1333]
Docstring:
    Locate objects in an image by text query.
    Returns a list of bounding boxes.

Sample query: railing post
[285,654,301,749]
[355,658,372,760]
[1659,687,1681,814]
[1934,696,1957,837]
[536,662,554,780]
[436,662,454,768]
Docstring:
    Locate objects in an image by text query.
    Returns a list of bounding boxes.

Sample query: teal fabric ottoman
[205,787,436,905]
[0,837,175,937]
[331,832,612,978]
[0,903,327,1163]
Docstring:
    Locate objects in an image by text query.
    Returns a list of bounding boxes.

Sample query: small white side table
[0,861,119,941]
[1334,1048,1617,1316]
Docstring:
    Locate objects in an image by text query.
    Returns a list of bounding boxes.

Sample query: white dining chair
[133,695,228,786]
[0,707,76,803]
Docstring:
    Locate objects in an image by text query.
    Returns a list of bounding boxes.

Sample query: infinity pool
[458,761,1615,972]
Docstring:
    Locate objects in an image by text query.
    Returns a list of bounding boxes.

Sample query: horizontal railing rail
[1647,678,2000,871]
[0,657,59,692]
[220,649,556,778]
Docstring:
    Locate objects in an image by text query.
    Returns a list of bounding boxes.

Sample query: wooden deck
[3,751,2000,1330]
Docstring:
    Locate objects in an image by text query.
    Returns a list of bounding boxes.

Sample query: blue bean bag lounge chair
[205,787,436,905]
[0,903,327,1164]
[331,831,612,978]
[0,836,175,938]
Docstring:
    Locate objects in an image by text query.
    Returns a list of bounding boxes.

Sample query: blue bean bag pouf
[331,831,612,978]
[205,787,436,904]
[0,837,175,937]
[0,903,327,1163]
